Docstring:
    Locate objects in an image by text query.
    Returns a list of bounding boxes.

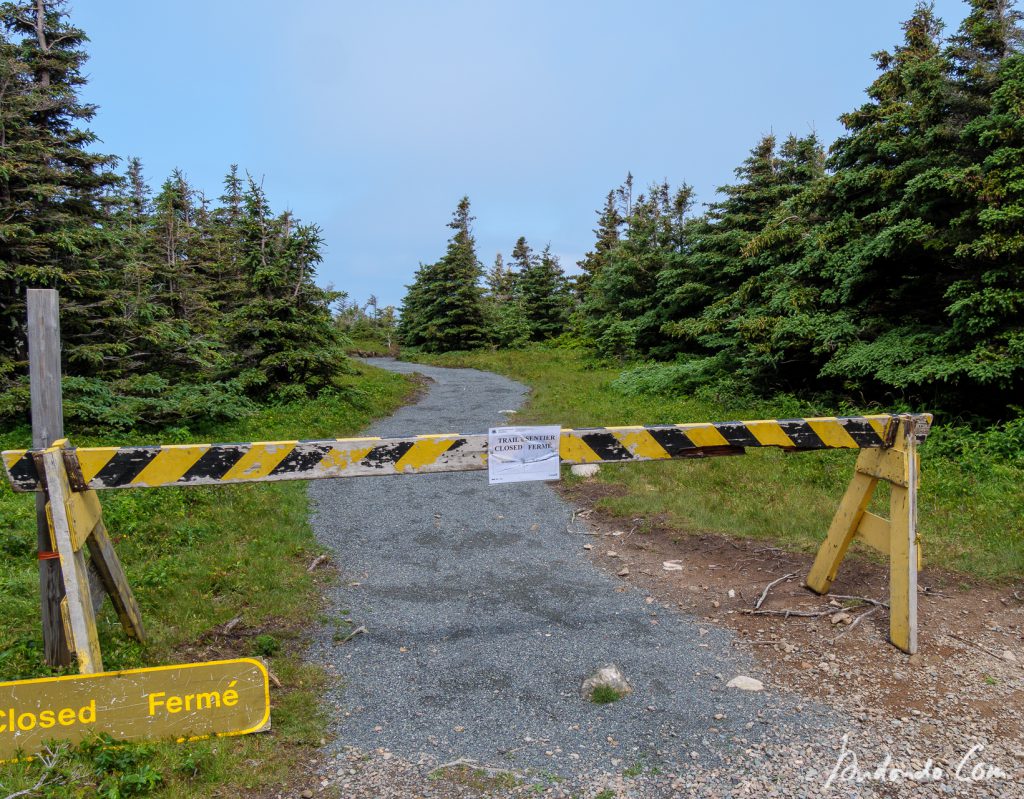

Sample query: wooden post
[806,415,922,654]
[888,418,919,654]
[27,289,71,666]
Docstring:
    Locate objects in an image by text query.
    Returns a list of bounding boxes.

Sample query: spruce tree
[483,251,528,348]
[576,191,621,299]
[398,197,487,353]
[0,0,121,391]
[225,177,347,398]
[584,181,693,358]
[517,243,568,341]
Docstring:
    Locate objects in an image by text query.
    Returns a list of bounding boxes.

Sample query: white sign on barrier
[487,426,561,485]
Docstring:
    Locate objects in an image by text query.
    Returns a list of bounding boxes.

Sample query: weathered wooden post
[27,288,72,666]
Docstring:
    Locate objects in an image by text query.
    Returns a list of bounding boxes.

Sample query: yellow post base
[36,439,146,674]
[807,416,922,654]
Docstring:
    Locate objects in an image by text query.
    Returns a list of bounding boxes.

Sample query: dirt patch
[560,478,1024,749]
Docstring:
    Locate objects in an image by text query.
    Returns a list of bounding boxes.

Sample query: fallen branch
[945,632,1022,669]
[832,606,879,643]
[2,744,66,799]
[307,554,330,573]
[432,757,525,781]
[754,572,798,610]
[267,669,283,689]
[338,625,367,644]
[829,594,890,609]
[742,608,832,618]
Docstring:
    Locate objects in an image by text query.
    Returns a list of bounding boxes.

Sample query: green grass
[0,361,414,797]
[408,347,1024,581]
[589,684,625,705]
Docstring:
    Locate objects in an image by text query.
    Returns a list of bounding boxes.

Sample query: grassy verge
[408,347,1024,582]
[0,361,414,797]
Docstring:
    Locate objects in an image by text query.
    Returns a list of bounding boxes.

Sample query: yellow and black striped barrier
[1,414,926,493]
[1,412,934,662]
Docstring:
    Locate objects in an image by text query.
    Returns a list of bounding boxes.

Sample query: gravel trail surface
[304,360,1016,797]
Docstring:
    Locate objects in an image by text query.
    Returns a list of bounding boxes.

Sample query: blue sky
[74,1,969,308]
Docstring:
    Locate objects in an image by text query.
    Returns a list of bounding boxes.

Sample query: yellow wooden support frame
[806,416,923,653]
[35,440,146,674]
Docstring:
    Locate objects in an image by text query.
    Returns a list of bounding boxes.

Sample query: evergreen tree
[575,191,621,298]
[517,243,568,341]
[659,134,825,377]
[225,177,347,398]
[398,197,487,352]
[0,0,121,387]
[938,50,1024,401]
[483,251,528,348]
[584,180,693,358]
[485,252,516,301]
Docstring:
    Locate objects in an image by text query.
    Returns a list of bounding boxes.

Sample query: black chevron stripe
[841,418,885,448]
[93,448,160,486]
[777,420,827,449]
[270,444,337,476]
[715,423,762,448]
[361,440,416,469]
[579,431,634,461]
[646,427,697,456]
[7,455,40,490]
[182,446,248,482]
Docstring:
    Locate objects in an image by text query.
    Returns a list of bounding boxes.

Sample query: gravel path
[304,360,1017,797]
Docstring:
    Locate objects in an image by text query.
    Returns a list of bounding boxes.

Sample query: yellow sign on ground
[0,658,269,761]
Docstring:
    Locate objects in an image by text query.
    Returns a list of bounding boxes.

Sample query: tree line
[400,0,1023,422]
[0,1,347,430]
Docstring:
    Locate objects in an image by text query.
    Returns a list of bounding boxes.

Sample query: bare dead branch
[742,608,832,618]
[432,757,525,781]
[754,572,797,610]
[832,606,879,643]
[829,594,890,609]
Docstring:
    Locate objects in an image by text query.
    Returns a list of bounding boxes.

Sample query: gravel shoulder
[302,359,1021,798]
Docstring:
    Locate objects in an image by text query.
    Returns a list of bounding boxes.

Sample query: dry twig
[829,594,890,609]
[832,606,879,643]
[339,625,368,644]
[742,608,833,618]
[2,744,66,799]
[945,632,1022,669]
[307,554,330,573]
[433,757,525,781]
[754,572,798,609]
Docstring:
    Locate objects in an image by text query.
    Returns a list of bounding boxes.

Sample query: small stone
[831,612,853,625]
[662,560,684,571]
[606,551,618,558]
[727,589,736,598]
[583,543,593,550]
[571,464,600,478]
[726,676,765,692]
[301,791,314,798]
[711,600,721,609]
[581,663,632,700]
[1003,650,1017,662]
[617,567,630,577]
[714,713,725,720]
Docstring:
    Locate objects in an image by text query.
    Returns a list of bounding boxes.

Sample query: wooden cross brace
[806,416,924,653]
[33,440,146,674]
